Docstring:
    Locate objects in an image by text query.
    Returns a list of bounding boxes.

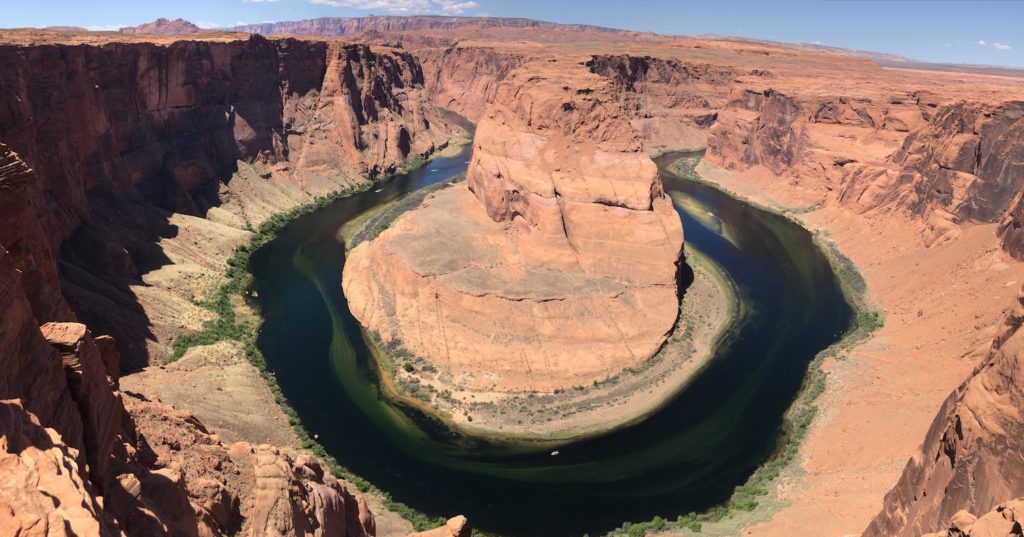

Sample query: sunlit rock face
[344,58,684,392]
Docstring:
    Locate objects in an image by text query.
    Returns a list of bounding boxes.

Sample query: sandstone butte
[343,57,684,392]
[2,16,1024,537]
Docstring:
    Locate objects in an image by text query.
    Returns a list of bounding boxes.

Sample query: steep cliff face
[417,46,523,122]
[703,84,1024,257]
[840,101,1024,226]
[0,36,457,368]
[863,286,1024,536]
[0,33,462,537]
[706,87,925,191]
[586,54,737,153]
[344,59,683,392]
[120,18,207,35]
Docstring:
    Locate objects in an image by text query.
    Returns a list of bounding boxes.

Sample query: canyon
[0,29,461,536]
[1,15,1024,537]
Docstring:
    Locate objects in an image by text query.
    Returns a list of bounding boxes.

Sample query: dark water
[249,148,853,536]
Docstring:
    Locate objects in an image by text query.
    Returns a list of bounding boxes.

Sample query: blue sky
[4,0,1022,67]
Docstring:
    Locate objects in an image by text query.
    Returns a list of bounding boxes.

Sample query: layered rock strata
[344,59,684,392]
[0,36,458,368]
[0,33,464,536]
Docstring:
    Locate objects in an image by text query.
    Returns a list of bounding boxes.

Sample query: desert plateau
[1,3,1024,537]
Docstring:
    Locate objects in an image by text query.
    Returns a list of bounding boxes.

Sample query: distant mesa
[230,15,638,38]
[118,18,206,35]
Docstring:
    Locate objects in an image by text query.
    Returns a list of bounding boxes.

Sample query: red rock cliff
[0,33,460,537]
[344,58,683,392]
[864,285,1024,536]
[0,35,457,369]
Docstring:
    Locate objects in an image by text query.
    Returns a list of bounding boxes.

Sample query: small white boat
[374,188,383,193]
[550,450,560,456]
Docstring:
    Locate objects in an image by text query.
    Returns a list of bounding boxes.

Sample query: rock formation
[920,500,1024,537]
[0,31,463,537]
[409,516,471,537]
[0,35,459,368]
[0,399,106,536]
[344,58,684,392]
[119,18,207,35]
[1,242,377,536]
[864,285,1024,536]
[586,55,737,153]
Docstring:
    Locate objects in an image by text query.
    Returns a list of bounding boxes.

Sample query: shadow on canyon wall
[0,35,445,370]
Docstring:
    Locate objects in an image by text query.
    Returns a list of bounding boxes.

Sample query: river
[249,145,853,536]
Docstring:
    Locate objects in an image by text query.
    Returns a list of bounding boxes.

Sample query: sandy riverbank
[361,243,740,444]
[120,135,472,537]
[657,158,1024,537]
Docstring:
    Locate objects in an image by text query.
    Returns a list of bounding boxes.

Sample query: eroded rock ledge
[343,58,684,393]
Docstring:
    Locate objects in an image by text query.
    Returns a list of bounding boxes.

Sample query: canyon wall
[344,58,683,392]
[863,285,1024,536]
[0,33,461,536]
[416,46,523,122]
[586,54,737,153]
[0,35,457,368]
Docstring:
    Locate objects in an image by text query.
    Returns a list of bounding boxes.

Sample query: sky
[2,0,1022,67]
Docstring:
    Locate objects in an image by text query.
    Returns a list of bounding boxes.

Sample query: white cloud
[309,0,481,14]
[977,40,987,46]
[87,24,126,31]
[195,21,222,29]
[995,42,1012,51]
[244,0,280,3]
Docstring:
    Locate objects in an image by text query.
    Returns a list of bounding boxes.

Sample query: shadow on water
[249,148,853,536]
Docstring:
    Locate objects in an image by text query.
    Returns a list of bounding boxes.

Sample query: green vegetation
[347,173,465,251]
[606,157,885,537]
[162,170,464,532]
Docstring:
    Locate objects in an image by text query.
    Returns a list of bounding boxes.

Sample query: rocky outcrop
[409,516,470,537]
[840,101,1024,226]
[920,500,1024,537]
[344,59,683,392]
[0,36,458,368]
[119,18,207,35]
[0,399,107,536]
[41,322,125,495]
[125,394,375,537]
[864,286,1024,536]
[0,305,377,536]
